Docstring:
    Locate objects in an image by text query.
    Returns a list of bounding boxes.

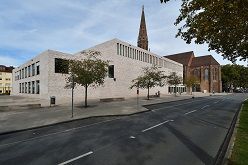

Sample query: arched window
[204,68,209,81]
[215,68,218,80]
[212,68,215,80]
[194,69,200,78]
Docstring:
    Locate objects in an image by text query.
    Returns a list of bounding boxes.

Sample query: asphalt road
[0,93,247,165]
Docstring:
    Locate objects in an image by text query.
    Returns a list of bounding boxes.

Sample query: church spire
[137,5,148,50]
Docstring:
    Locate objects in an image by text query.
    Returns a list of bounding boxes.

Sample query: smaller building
[165,51,222,93]
[0,65,14,94]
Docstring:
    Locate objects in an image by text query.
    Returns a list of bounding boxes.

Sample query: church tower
[137,5,148,50]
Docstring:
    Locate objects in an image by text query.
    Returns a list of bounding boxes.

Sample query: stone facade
[0,65,14,94]
[165,51,222,93]
[12,39,183,106]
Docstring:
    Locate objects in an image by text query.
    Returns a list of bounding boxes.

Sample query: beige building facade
[0,65,14,94]
[12,39,183,106]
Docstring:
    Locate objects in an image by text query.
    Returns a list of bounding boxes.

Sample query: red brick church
[137,6,222,93]
[165,51,222,93]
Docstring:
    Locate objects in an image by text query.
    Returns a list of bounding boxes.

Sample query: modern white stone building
[12,38,183,106]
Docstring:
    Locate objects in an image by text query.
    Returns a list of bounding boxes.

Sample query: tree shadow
[165,124,214,165]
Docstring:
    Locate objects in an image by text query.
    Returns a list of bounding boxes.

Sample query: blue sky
[0,0,247,67]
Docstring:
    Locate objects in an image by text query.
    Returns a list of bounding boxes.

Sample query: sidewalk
[0,93,222,134]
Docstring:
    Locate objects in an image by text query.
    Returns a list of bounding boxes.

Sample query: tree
[130,66,166,100]
[167,72,183,96]
[184,76,199,94]
[160,0,248,62]
[222,64,248,92]
[66,50,109,108]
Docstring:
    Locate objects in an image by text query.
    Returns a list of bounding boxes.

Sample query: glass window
[55,58,69,74]
[127,47,130,57]
[204,68,209,81]
[32,63,35,76]
[122,45,124,56]
[25,67,27,78]
[120,44,122,55]
[22,83,24,93]
[22,69,24,79]
[32,81,35,94]
[130,48,132,58]
[194,69,200,78]
[134,51,136,60]
[28,66,31,77]
[19,83,21,93]
[19,70,21,79]
[36,80,40,94]
[25,82,27,93]
[108,65,114,78]
[28,82,31,93]
[215,68,218,80]
[36,62,40,75]
[125,46,127,57]
[117,43,119,55]
[212,68,218,80]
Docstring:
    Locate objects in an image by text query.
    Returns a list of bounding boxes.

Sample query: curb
[0,95,218,136]
[0,109,151,136]
[224,105,242,164]
[213,100,245,165]
[142,97,197,107]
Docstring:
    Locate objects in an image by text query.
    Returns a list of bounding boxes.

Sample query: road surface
[0,93,247,165]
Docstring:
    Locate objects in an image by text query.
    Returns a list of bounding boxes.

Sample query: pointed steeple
[137,5,148,50]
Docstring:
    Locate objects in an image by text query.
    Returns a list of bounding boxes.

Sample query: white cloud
[0,55,21,67]
[0,0,246,66]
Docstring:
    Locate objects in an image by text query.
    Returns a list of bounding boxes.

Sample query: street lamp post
[192,84,196,99]
[137,83,139,111]
[71,75,75,118]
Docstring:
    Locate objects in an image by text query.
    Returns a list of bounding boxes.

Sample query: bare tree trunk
[174,85,177,96]
[147,86,150,100]
[186,86,191,94]
[85,84,88,108]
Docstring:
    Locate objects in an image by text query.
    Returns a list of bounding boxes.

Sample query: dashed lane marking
[201,105,210,109]
[58,151,93,165]
[184,110,197,115]
[141,120,174,133]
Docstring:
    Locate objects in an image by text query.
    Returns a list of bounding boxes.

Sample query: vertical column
[209,65,212,93]
[219,66,222,92]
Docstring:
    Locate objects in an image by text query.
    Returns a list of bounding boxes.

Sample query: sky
[0,0,247,67]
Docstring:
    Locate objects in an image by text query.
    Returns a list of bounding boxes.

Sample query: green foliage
[130,66,166,99]
[222,64,248,92]
[161,0,248,62]
[167,72,183,95]
[167,72,183,87]
[66,50,109,107]
[184,75,199,87]
[184,75,199,94]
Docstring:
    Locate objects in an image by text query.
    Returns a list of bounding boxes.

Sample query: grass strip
[229,99,248,165]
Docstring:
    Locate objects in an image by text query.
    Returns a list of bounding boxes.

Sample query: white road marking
[142,120,174,133]
[201,105,210,109]
[184,110,197,115]
[58,151,93,165]
[0,118,121,147]
[129,136,136,139]
[151,99,207,112]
